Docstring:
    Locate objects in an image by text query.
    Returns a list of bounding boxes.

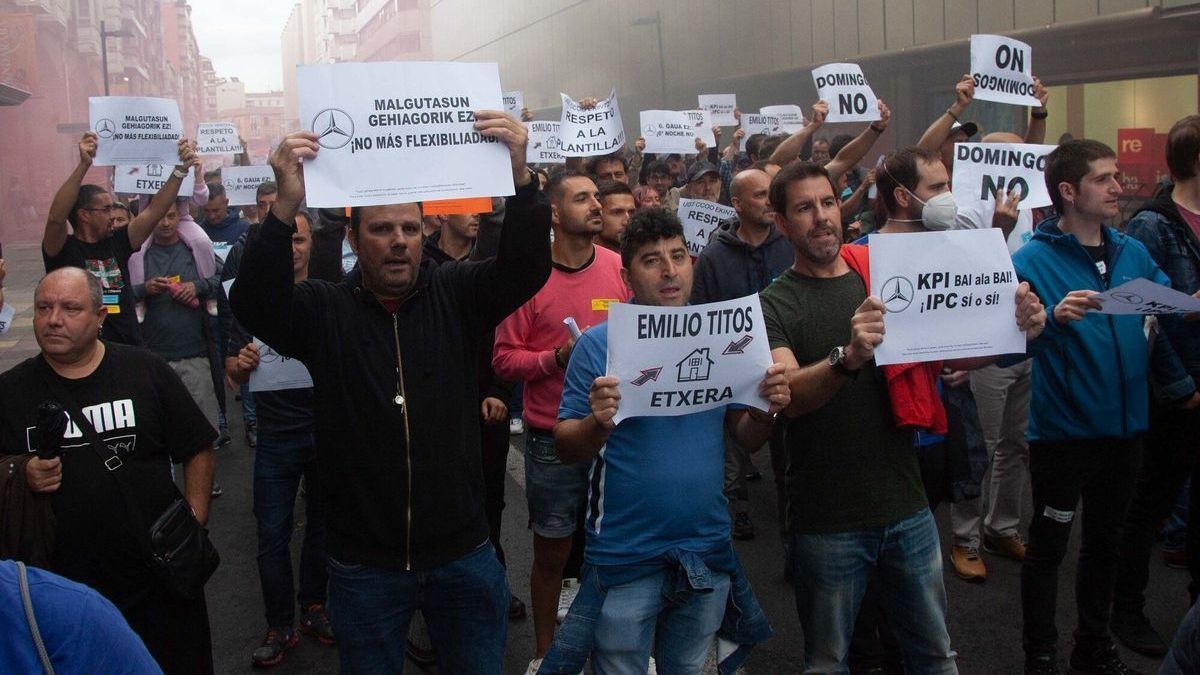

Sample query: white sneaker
[647,656,658,674]
[509,418,525,436]
[525,657,542,675]
[556,577,579,623]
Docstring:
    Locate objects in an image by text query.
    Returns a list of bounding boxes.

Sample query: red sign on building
[1117,127,1169,197]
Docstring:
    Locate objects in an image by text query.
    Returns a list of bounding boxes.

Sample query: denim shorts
[524,428,590,538]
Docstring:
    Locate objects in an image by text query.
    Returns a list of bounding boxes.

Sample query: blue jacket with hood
[1012,215,1176,442]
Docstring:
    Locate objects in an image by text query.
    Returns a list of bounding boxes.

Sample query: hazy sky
[190,0,296,92]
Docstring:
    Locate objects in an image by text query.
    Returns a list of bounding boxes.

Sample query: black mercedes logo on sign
[1110,291,1143,305]
[313,108,354,150]
[882,276,915,313]
[95,118,116,139]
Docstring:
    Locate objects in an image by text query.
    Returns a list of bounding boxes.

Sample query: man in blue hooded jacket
[1014,139,1182,675]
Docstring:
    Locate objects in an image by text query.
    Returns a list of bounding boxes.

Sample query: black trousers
[1021,438,1142,657]
[1114,405,1200,611]
[481,417,510,567]
[122,585,213,675]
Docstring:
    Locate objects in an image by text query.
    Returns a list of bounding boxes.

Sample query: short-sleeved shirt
[956,202,1033,254]
[558,322,732,565]
[760,269,926,534]
[0,345,216,604]
[43,231,140,345]
[139,241,207,361]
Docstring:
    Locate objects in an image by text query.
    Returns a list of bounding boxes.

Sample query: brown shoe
[983,532,1027,560]
[951,545,987,581]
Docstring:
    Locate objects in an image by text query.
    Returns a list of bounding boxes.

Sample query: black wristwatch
[828,346,860,378]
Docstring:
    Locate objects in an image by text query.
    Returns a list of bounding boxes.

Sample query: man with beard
[595,180,636,253]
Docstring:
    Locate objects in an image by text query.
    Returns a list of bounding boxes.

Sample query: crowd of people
[1,69,1200,675]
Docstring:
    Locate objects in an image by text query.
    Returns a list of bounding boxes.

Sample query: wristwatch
[828,346,859,378]
[171,167,188,179]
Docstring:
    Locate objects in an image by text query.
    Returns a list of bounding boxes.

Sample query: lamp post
[631,11,667,108]
[99,21,133,96]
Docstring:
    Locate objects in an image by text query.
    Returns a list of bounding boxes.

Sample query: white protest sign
[812,63,881,123]
[297,61,514,207]
[0,303,14,335]
[970,34,1040,107]
[640,110,697,155]
[527,121,564,164]
[869,228,1024,365]
[677,198,736,255]
[699,94,737,126]
[213,242,232,264]
[606,295,773,423]
[759,105,806,133]
[249,338,313,392]
[502,90,524,117]
[1091,278,1200,316]
[113,164,196,196]
[89,96,183,166]
[221,165,276,207]
[560,89,625,157]
[195,123,242,155]
[683,109,716,147]
[739,114,780,151]
[951,142,1054,211]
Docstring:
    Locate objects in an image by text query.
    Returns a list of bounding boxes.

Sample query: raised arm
[825,100,891,184]
[1024,76,1049,145]
[769,101,827,166]
[127,138,195,251]
[43,133,97,257]
[918,75,974,155]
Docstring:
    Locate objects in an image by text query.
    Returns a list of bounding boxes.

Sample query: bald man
[0,267,217,673]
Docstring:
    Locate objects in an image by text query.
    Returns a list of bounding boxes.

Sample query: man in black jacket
[231,111,549,673]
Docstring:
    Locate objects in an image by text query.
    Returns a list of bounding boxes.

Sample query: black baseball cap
[686,161,719,184]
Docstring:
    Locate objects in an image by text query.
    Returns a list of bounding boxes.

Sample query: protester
[42,133,194,346]
[1014,139,1177,675]
[661,160,721,212]
[596,179,636,252]
[540,207,786,672]
[0,267,217,673]
[492,169,630,672]
[199,182,250,244]
[111,201,132,231]
[231,110,548,673]
[1111,115,1200,659]
[633,184,661,210]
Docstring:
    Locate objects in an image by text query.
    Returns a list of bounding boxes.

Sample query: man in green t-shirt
[760,161,1045,673]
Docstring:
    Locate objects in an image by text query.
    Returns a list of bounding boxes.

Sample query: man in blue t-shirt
[552,208,789,672]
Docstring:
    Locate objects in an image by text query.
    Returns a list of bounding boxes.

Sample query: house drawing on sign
[676,348,714,383]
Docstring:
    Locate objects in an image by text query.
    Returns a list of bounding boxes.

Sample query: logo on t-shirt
[84,257,126,292]
[24,398,138,457]
[592,298,619,312]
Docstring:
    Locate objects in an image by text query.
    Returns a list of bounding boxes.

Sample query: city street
[0,243,1191,674]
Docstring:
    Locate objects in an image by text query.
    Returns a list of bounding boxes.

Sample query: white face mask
[912,191,959,231]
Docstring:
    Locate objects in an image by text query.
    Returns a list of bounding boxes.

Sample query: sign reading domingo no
[970,34,1040,107]
[296,61,514,207]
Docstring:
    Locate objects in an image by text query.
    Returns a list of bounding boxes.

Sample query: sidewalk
[0,242,46,372]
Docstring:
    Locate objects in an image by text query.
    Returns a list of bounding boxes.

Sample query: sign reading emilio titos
[296,61,514,207]
[559,88,625,157]
[606,295,773,424]
[869,228,1024,366]
[89,96,184,165]
[526,121,564,164]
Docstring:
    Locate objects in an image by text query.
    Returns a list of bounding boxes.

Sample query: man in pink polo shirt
[493,170,630,672]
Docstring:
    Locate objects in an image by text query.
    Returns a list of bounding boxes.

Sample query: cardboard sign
[759,105,806,133]
[296,61,514,207]
[739,114,780,151]
[560,88,625,157]
[869,228,1024,365]
[677,198,736,256]
[682,109,716,147]
[248,338,313,392]
[606,294,773,423]
[812,63,881,123]
[221,165,276,207]
[114,164,196,196]
[951,142,1055,210]
[527,120,565,164]
[423,197,493,216]
[89,96,184,165]
[195,123,243,155]
[698,94,737,126]
[970,34,1040,107]
[1091,278,1200,316]
[640,110,698,155]
[502,90,523,117]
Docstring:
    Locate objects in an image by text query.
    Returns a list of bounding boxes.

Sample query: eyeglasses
[84,205,116,213]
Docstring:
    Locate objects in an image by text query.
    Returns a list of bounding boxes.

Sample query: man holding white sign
[231,108,547,673]
[544,208,786,673]
[1012,140,1179,675]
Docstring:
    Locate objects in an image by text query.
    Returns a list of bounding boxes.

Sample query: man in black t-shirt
[0,267,217,674]
[42,132,196,346]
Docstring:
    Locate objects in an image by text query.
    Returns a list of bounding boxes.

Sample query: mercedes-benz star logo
[882,276,915,313]
[1110,291,1143,305]
[95,118,116,139]
[312,108,354,150]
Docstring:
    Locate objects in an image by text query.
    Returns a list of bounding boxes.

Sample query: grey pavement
[0,244,1191,673]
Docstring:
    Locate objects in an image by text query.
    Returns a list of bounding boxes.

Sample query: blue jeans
[241,384,257,426]
[327,541,509,674]
[790,508,957,674]
[254,429,326,628]
[592,568,731,674]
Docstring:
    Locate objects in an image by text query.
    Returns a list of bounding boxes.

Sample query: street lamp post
[631,11,667,108]
[99,21,133,96]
